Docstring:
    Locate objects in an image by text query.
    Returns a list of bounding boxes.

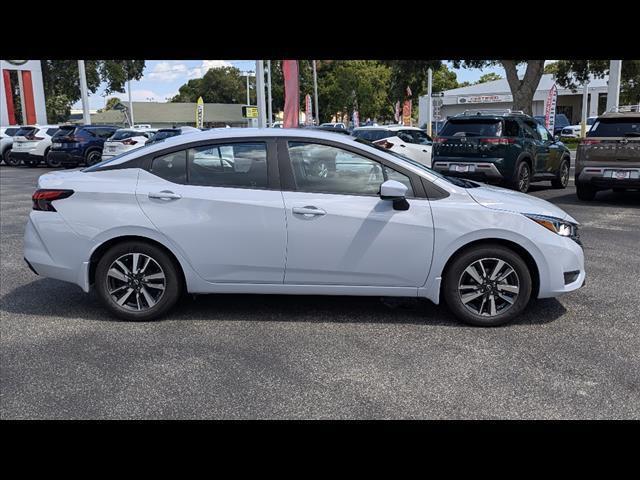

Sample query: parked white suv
[560,117,597,138]
[102,128,157,161]
[10,125,60,167]
[24,128,585,326]
[1,126,22,165]
[352,125,433,166]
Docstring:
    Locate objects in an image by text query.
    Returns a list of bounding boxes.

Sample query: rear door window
[587,118,640,137]
[188,142,268,189]
[439,119,502,137]
[504,119,520,137]
[151,150,187,184]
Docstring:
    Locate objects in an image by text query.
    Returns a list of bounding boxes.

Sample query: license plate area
[450,164,474,173]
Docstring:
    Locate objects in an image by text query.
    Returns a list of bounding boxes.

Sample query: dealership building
[419,73,611,127]
[1,60,48,125]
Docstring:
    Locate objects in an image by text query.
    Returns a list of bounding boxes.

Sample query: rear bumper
[49,150,84,166]
[9,151,44,162]
[576,167,640,189]
[433,159,504,180]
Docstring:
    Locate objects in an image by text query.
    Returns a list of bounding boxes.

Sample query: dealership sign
[457,94,513,104]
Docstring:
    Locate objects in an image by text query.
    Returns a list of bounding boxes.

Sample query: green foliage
[41,60,145,124]
[476,72,502,84]
[552,60,640,105]
[171,66,252,104]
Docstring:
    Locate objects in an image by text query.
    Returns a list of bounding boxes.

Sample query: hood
[466,183,578,224]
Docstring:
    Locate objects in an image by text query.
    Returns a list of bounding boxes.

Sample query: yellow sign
[242,106,259,119]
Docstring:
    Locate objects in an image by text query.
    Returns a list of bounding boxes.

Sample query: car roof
[599,111,640,119]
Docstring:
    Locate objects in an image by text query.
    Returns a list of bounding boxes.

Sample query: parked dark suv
[49,125,119,168]
[575,107,640,200]
[432,110,572,193]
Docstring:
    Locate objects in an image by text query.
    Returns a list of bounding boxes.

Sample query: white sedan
[352,125,433,167]
[24,128,585,326]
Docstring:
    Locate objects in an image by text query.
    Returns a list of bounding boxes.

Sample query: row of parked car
[0,124,202,169]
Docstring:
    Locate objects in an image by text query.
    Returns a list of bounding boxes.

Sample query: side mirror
[380,179,410,211]
[554,134,560,142]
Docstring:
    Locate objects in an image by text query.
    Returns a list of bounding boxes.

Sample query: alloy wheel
[106,253,166,312]
[518,164,530,192]
[458,258,520,317]
[560,162,569,187]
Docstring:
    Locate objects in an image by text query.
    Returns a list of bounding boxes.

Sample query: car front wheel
[95,241,182,321]
[443,245,532,327]
[86,150,102,166]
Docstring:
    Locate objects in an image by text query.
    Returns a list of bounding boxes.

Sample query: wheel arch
[88,235,187,290]
[438,238,540,303]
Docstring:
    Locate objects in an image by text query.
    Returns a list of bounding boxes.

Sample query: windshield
[587,118,640,137]
[439,119,501,137]
[353,138,478,188]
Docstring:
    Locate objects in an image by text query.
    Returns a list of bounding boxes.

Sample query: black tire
[24,157,39,167]
[613,187,626,193]
[95,241,183,321]
[576,183,597,201]
[85,149,102,166]
[509,160,531,193]
[45,149,61,168]
[5,151,21,167]
[551,157,570,189]
[442,244,532,327]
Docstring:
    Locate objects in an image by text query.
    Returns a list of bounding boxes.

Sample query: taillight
[32,189,74,212]
[374,139,394,149]
[435,137,448,143]
[581,139,601,145]
[122,139,138,145]
[480,137,516,145]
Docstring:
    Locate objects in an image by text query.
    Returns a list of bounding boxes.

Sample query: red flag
[283,60,300,128]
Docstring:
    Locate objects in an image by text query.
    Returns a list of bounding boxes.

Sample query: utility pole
[426,67,433,137]
[313,60,319,125]
[78,60,91,125]
[246,72,251,105]
[581,81,589,138]
[256,61,267,128]
[127,79,134,127]
[606,60,622,111]
[266,60,273,126]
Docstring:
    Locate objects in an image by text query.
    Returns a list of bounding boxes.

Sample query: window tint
[288,142,413,196]
[504,119,520,137]
[412,130,433,144]
[536,123,551,141]
[46,128,59,136]
[112,130,139,140]
[15,127,37,136]
[5,127,20,136]
[151,150,187,184]
[587,118,640,137]
[521,120,541,140]
[352,129,394,142]
[53,126,76,137]
[188,142,268,188]
[439,119,501,137]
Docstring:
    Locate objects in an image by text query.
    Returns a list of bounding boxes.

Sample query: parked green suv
[432,110,572,193]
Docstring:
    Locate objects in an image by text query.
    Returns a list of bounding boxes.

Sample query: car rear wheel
[86,150,102,166]
[95,241,182,321]
[45,150,60,168]
[510,161,531,193]
[576,183,597,201]
[443,245,532,327]
[5,152,21,166]
[551,158,570,189]
[24,157,38,167]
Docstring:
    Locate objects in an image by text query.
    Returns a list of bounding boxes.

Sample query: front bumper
[433,159,504,181]
[537,234,585,299]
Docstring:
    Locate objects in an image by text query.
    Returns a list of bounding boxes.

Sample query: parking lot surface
[1,165,639,419]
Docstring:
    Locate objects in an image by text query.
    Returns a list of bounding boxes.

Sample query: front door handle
[292,206,326,217]
[148,190,182,200]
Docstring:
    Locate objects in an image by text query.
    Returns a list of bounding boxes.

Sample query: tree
[544,62,559,75]
[451,60,546,115]
[476,72,502,84]
[98,97,123,112]
[41,60,145,123]
[171,66,251,104]
[552,60,640,105]
[432,64,463,92]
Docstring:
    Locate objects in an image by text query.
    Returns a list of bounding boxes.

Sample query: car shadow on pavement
[537,189,640,208]
[1,278,566,327]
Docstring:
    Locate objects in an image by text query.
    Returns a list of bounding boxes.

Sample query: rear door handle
[148,190,182,200]
[292,206,326,217]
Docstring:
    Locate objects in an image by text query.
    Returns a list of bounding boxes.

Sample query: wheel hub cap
[458,258,520,317]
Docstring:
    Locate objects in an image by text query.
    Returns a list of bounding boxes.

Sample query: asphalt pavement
[1,164,638,419]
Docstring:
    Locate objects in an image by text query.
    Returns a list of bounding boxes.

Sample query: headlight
[524,213,581,245]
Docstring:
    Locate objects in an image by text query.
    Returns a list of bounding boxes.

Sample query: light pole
[426,68,433,136]
[606,60,622,111]
[581,81,589,138]
[256,61,267,128]
[243,70,254,105]
[78,60,91,125]
[267,60,273,126]
[312,60,319,125]
[127,79,134,127]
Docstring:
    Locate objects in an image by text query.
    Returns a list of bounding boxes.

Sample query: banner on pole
[544,84,558,134]
[305,94,313,125]
[402,100,412,126]
[353,110,360,128]
[283,60,300,128]
[196,97,204,128]
[394,101,400,123]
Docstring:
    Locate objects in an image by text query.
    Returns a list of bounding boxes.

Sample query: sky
[72,60,511,111]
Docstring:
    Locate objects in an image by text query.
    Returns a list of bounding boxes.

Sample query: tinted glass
[112,130,140,140]
[152,130,180,142]
[4,127,20,136]
[53,126,76,137]
[521,120,541,140]
[15,127,37,136]
[413,130,433,144]
[352,129,394,142]
[504,119,520,137]
[439,119,501,137]
[151,150,187,183]
[188,143,268,188]
[287,142,413,196]
[46,128,59,136]
[587,118,640,137]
